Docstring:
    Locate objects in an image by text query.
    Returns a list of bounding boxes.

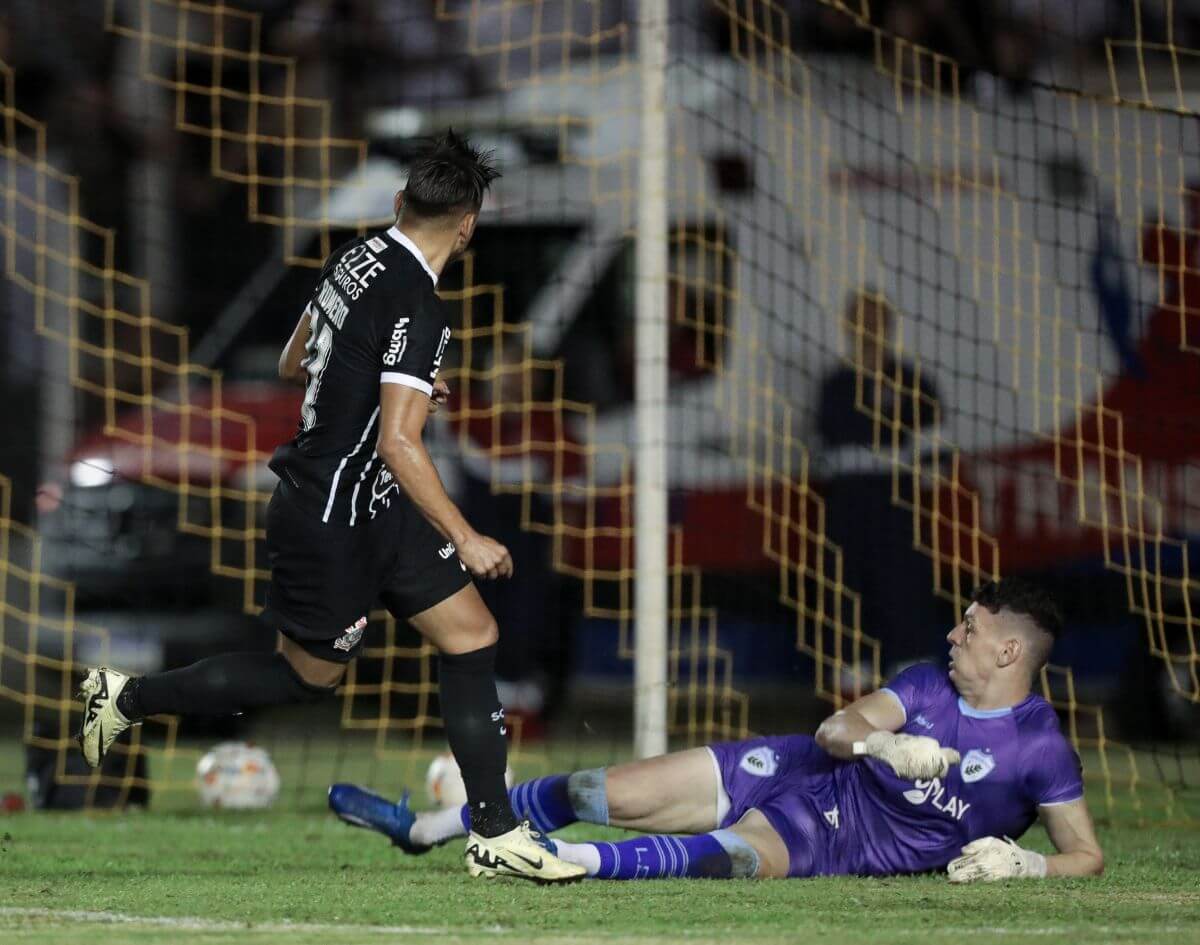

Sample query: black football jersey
[269,226,451,526]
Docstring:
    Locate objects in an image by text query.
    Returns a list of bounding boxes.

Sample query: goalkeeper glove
[947,836,1048,883]
[853,731,961,780]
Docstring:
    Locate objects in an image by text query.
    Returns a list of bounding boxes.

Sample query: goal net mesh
[0,0,1196,823]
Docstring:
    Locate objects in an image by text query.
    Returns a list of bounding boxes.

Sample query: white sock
[548,840,600,877]
[411,806,468,847]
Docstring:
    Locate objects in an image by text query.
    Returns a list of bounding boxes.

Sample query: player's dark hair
[971,579,1063,638]
[971,578,1063,670]
[402,129,500,220]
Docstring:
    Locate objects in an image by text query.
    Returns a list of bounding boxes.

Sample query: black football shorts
[261,482,472,662]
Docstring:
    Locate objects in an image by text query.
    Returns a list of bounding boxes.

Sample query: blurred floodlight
[367,106,424,138]
[69,456,115,488]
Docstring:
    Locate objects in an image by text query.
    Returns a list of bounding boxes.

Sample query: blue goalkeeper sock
[415,769,608,846]
[510,774,577,831]
[454,774,578,835]
[553,830,760,880]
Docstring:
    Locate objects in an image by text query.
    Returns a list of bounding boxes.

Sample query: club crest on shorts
[738,746,779,778]
[369,466,400,519]
[333,615,367,652]
[960,748,996,783]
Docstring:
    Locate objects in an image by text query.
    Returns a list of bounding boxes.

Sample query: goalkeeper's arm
[1040,797,1104,876]
[815,691,960,780]
[813,690,906,759]
[948,798,1104,883]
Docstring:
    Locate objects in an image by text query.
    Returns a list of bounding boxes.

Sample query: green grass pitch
[0,741,1197,945]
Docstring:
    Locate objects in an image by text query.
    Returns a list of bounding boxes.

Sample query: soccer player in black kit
[77,131,586,884]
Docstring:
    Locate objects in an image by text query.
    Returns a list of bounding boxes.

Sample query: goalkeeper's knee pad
[712,829,762,878]
[567,768,610,825]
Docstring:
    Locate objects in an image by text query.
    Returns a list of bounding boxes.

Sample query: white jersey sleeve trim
[878,687,908,723]
[1036,794,1085,808]
[381,372,433,396]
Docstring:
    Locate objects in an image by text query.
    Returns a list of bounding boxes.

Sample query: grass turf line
[1,732,1197,944]
[0,808,1198,945]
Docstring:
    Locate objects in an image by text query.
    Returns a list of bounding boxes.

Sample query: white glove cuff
[855,731,893,758]
[1025,848,1048,878]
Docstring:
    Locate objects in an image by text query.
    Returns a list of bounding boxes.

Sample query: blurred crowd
[5,0,1196,271]
[2,0,1191,489]
[792,1,1127,89]
[2,0,1193,336]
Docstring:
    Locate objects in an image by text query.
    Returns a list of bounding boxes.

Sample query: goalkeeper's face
[946,603,1000,693]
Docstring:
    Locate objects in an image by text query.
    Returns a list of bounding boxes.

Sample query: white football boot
[77,667,135,768]
[465,821,587,884]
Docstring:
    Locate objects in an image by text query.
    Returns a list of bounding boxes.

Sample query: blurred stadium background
[0,0,1198,823]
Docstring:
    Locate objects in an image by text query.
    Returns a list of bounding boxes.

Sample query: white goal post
[634,0,670,760]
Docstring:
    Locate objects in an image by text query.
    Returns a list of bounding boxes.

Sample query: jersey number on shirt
[300,303,334,431]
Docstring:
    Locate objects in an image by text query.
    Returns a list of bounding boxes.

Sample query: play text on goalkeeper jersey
[269,227,451,527]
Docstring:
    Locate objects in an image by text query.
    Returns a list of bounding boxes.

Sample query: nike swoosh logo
[510,851,544,870]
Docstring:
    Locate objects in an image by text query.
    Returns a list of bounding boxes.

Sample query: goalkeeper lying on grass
[330,579,1104,882]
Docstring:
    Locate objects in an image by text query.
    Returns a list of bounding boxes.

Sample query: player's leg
[549,736,832,879]
[604,748,724,832]
[338,740,731,850]
[343,738,810,880]
[487,745,723,835]
[564,733,831,837]
[407,748,720,842]
[77,487,363,767]
[478,738,808,880]
[427,745,720,840]
[407,584,514,837]
[547,811,785,880]
[415,745,719,843]
[365,746,719,849]
[543,749,791,880]
[381,517,583,881]
[411,586,585,882]
[78,634,343,767]
[547,803,799,881]
[363,753,772,880]
[123,634,340,717]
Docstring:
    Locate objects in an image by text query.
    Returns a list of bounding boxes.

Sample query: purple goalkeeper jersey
[834,662,1084,875]
[710,663,1084,878]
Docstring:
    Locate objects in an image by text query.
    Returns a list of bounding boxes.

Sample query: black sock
[438,644,518,838]
[116,652,332,720]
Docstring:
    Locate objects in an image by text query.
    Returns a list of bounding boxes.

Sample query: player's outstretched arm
[815,691,959,780]
[947,800,1102,882]
[377,381,512,580]
[1039,797,1104,876]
